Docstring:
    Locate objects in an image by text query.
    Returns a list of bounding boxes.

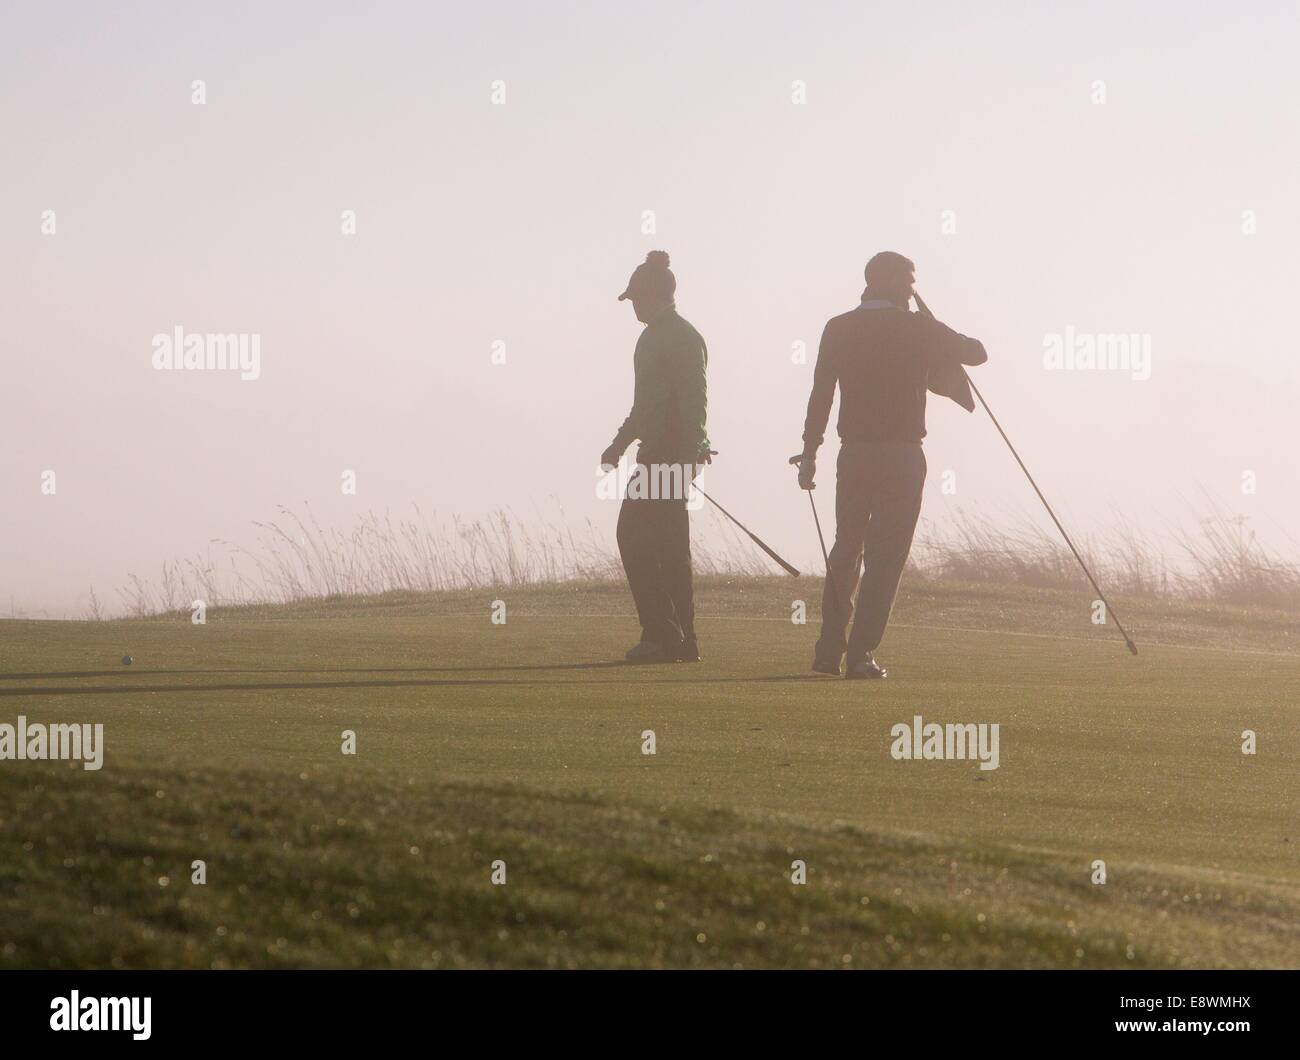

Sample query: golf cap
[618,250,676,302]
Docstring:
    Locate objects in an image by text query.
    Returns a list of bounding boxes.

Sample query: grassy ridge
[1,577,1297,968]
[5,767,1296,969]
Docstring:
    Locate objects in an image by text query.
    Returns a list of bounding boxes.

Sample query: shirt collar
[645,302,678,325]
[859,287,906,311]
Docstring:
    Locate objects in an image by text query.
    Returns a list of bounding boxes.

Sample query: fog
[3,0,1297,617]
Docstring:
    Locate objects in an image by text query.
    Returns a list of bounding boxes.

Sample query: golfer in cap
[601,251,711,663]
[798,251,987,678]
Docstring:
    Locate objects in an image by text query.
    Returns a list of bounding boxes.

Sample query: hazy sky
[3,1,1298,617]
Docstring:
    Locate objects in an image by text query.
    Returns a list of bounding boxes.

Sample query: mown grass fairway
[1,578,1296,968]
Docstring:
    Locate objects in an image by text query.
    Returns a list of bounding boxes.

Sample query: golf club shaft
[913,292,1138,655]
[807,491,830,567]
[789,454,842,616]
[806,489,845,621]
[695,487,801,577]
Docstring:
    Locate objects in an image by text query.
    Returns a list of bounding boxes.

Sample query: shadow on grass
[0,661,630,680]
[0,663,828,697]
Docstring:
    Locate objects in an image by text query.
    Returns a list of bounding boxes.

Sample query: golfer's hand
[600,445,623,472]
[797,457,816,491]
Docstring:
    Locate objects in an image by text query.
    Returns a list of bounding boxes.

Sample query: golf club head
[1126,639,1139,656]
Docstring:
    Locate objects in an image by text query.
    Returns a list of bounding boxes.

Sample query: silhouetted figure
[602,251,712,663]
[798,252,987,679]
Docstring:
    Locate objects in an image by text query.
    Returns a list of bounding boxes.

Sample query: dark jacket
[611,306,711,464]
[802,298,987,453]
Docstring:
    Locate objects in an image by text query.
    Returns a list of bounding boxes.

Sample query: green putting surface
[1,577,1296,968]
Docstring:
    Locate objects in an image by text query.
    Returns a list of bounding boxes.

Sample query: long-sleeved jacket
[610,306,711,464]
[802,298,987,453]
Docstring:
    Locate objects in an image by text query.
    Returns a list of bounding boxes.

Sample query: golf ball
[121,654,133,666]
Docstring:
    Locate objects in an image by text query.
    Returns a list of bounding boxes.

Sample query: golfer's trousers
[617,465,695,648]
[816,441,926,664]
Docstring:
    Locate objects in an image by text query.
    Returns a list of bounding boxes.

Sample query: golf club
[914,290,1139,656]
[694,486,801,577]
[787,454,841,608]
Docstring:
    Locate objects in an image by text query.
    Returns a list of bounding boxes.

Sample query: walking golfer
[601,251,712,663]
[798,252,987,678]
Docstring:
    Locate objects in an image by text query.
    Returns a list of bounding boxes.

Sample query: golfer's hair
[864,251,915,286]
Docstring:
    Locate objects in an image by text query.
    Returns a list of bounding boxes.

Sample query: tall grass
[109,501,1300,618]
[112,502,772,617]
[911,503,1300,612]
